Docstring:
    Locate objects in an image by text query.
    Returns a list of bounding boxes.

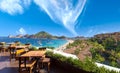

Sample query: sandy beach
[55,39,74,51]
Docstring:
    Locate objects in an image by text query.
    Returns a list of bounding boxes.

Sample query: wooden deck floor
[0,52,67,73]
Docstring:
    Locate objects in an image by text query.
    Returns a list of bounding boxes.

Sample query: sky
[0,0,120,37]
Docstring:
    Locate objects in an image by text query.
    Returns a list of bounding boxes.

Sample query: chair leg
[48,62,50,72]
[30,68,32,73]
[43,62,50,72]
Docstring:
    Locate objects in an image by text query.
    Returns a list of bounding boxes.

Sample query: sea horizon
[0,37,68,48]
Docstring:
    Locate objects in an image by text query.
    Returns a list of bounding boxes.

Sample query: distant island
[8,31,67,39]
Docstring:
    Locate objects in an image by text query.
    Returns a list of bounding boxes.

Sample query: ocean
[0,37,67,48]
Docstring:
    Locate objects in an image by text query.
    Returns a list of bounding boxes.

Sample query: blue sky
[0,0,120,37]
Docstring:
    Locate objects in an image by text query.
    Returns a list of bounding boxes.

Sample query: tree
[110,61,117,67]
[94,54,105,63]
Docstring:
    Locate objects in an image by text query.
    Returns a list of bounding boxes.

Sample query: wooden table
[8,45,27,50]
[8,45,28,61]
[8,45,27,53]
[21,51,45,57]
[18,51,46,72]
[15,45,27,49]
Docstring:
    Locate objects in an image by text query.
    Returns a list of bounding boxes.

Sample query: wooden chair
[9,46,25,61]
[24,43,31,52]
[0,42,8,54]
[19,57,36,73]
[9,46,17,61]
[39,57,50,72]
[0,42,5,45]
[39,47,46,51]
[0,46,4,53]
[25,43,31,48]
[38,47,50,72]
[14,41,20,46]
[15,49,26,60]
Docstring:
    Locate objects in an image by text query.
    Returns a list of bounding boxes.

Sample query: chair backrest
[25,43,31,48]
[16,49,25,55]
[8,43,15,51]
[39,47,46,51]
[15,49,26,60]
[0,42,5,46]
[14,41,20,46]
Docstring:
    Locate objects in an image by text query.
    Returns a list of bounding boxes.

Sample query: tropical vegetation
[46,50,119,73]
[65,32,120,68]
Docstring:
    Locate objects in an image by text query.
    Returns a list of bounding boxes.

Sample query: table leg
[19,57,21,72]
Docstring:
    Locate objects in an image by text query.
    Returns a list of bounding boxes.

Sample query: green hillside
[64,32,120,68]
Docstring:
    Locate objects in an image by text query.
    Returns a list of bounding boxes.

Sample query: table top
[15,45,27,49]
[21,51,46,57]
[8,45,27,49]
[7,42,15,45]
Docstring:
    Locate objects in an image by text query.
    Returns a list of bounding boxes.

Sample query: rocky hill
[64,32,120,68]
[9,31,67,39]
[27,31,53,38]
[94,32,120,41]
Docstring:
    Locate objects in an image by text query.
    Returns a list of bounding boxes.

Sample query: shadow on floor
[0,67,18,73]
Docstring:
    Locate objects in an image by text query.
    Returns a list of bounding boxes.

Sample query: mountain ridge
[8,31,67,39]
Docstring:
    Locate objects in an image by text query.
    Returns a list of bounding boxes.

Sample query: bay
[0,37,67,48]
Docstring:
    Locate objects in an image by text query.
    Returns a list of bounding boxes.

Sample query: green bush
[45,46,55,49]
[29,46,38,50]
[45,50,119,73]
[45,50,54,57]
[74,48,80,55]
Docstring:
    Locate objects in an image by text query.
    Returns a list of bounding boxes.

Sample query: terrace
[0,41,68,73]
[0,52,65,73]
[0,42,118,73]
[0,52,88,73]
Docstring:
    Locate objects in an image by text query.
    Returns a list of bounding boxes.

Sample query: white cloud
[22,0,31,7]
[0,0,31,15]
[88,29,93,33]
[0,0,87,36]
[85,29,94,37]
[86,28,108,37]
[16,28,26,35]
[34,0,87,36]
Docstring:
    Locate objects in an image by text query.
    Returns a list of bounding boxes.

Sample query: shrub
[45,50,54,57]
[74,48,80,55]
[29,46,38,50]
[45,46,55,49]
[45,50,119,73]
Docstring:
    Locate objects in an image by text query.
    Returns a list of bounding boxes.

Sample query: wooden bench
[39,58,50,72]
[19,59,36,73]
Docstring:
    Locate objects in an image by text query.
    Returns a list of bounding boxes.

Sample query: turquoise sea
[0,37,67,48]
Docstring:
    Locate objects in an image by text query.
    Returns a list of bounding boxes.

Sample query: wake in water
[37,40,42,46]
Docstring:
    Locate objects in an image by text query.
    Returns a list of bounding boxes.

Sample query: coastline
[55,39,74,51]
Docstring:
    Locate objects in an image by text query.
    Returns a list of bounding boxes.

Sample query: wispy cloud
[16,28,26,35]
[34,0,87,36]
[85,28,94,37]
[88,29,93,34]
[22,0,31,7]
[0,0,31,15]
[0,0,87,36]
[86,27,108,37]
